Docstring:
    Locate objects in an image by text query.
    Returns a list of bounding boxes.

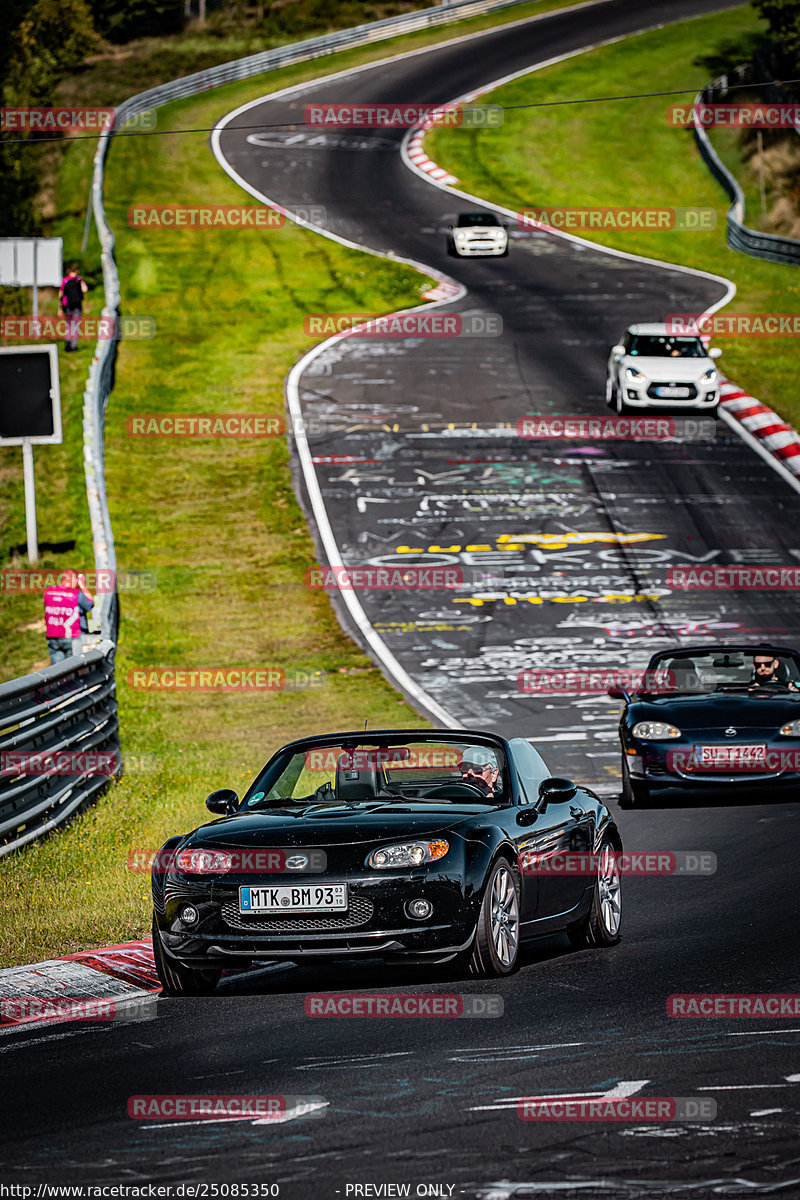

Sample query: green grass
[427,5,800,425]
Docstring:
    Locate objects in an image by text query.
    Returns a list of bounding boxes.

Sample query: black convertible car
[612,643,800,807]
[152,730,622,994]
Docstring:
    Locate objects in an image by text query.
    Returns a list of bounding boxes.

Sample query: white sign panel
[0,238,63,287]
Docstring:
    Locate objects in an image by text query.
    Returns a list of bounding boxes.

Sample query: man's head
[458,745,500,795]
[752,654,780,684]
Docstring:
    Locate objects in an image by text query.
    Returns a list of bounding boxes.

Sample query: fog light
[407,898,433,920]
[181,904,199,926]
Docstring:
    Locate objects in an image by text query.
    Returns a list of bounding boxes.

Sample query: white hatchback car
[447,211,508,257]
[606,323,722,414]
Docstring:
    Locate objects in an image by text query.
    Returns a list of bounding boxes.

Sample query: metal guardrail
[0,642,120,856]
[692,79,800,268]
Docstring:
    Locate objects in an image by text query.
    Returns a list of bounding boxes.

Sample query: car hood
[184,802,491,849]
[631,692,800,731]
[622,356,713,380]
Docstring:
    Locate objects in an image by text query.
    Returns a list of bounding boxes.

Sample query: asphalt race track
[3,2,800,1197]
[215,0,800,794]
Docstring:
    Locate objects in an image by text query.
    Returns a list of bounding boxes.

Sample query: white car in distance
[447,211,509,257]
[606,323,722,414]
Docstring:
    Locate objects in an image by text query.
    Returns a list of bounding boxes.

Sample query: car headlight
[700,368,717,382]
[631,721,681,740]
[175,848,234,874]
[367,840,449,869]
[779,719,800,736]
[626,367,645,382]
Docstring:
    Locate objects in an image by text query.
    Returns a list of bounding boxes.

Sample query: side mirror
[607,688,630,701]
[516,807,538,826]
[538,776,578,806]
[205,788,239,815]
[611,344,625,356]
[709,347,722,358]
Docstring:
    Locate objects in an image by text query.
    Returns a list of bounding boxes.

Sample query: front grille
[164,881,201,905]
[221,894,375,933]
[646,381,698,400]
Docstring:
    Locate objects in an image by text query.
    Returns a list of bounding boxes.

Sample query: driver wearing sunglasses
[458,746,500,798]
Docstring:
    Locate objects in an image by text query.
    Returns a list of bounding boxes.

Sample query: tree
[1,0,97,236]
[87,0,185,44]
[752,0,800,78]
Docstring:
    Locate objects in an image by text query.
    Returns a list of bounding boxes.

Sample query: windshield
[244,737,508,807]
[457,213,500,227]
[644,649,800,695]
[628,335,706,358]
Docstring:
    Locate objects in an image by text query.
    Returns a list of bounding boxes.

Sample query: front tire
[465,859,520,977]
[152,915,222,996]
[567,841,622,949]
[619,757,649,809]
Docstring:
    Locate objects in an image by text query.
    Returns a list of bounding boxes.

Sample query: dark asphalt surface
[3,2,800,1197]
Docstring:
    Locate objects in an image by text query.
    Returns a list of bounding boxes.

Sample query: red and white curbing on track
[0,940,160,1031]
[406,118,459,186]
[719,381,800,479]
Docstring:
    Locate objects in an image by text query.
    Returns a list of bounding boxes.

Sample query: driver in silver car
[458,746,500,799]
